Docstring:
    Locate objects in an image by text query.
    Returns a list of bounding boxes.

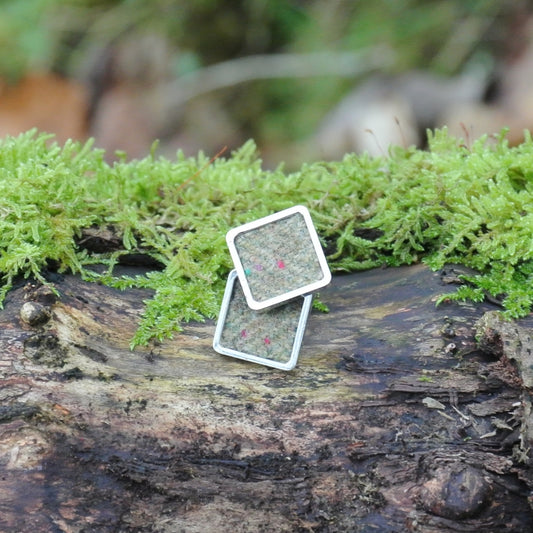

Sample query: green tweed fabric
[219,275,307,363]
[234,212,323,303]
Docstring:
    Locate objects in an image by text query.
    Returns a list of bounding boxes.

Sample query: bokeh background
[1,0,532,168]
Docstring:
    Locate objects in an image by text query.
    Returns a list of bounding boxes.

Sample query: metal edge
[212,270,313,371]
[225,205,331,310]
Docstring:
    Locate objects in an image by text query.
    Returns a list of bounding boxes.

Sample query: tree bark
[0,264,531,532]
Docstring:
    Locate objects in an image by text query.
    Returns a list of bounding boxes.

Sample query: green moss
[1,128,533,347]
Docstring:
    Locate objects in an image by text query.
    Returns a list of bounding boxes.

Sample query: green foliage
[0,0,510,161]
[0,0,59,81]
[2,128,533,347]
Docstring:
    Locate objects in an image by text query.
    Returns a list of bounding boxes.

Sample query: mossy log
[0,264,532,532]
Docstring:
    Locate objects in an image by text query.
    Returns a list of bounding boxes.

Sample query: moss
[1,128,533,347]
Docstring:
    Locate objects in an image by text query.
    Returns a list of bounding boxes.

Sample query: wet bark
[0,264,531,532]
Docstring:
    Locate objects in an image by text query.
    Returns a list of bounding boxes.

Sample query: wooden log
[0,264,531,532]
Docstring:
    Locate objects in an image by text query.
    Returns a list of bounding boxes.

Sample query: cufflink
[213,270,312,370]
[226,205,331,310]
[214,205,330,370]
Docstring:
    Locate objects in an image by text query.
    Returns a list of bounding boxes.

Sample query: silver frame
[226,205,331,310]
[213,270,313,370]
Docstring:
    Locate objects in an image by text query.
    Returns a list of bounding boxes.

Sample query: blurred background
[0,0,532,168]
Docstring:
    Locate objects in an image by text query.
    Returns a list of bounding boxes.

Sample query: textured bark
[0,264,531,532]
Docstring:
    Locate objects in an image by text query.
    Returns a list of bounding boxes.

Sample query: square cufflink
[213,270,313,370]
[225,205,331,311]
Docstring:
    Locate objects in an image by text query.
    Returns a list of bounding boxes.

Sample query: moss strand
[1,128,532,347]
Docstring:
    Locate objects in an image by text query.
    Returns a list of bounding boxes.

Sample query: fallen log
[0,264,531,532]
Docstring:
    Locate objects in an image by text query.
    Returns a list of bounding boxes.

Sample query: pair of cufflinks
[213,205,331,370]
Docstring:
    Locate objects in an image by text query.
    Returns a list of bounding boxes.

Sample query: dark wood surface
[0,264,531,532]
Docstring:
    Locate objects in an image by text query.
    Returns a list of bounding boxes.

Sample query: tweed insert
[216,271,310,366]
[234,211,324,303]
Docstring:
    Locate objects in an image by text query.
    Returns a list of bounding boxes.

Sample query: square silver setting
[226,205,331,310]
[213,270,312,370]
